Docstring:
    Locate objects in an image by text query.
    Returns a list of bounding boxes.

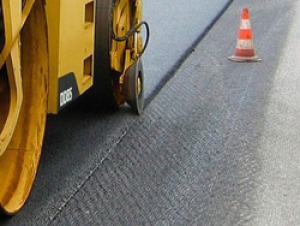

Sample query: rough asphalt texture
[143,0,231,98]
[1,0,300,225]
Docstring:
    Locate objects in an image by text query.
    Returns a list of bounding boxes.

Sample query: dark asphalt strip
[145,0,234,107]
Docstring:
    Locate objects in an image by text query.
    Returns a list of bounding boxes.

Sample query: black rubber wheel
[91,0,118,109]
[124,59,144,115]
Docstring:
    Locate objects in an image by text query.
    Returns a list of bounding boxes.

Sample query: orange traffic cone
[228,8,261,62]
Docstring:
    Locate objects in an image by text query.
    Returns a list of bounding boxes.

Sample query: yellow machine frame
[46,0,95,113]
[0,0,146,215]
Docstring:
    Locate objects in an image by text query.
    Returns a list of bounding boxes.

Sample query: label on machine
[58,73,79,111]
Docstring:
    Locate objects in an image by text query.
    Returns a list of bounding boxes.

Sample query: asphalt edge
[145,0,234,107]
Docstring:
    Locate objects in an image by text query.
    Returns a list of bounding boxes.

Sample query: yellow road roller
[0,0,149,215]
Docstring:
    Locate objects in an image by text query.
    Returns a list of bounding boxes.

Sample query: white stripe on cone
[240,19,252,30]
[236,39,254,49]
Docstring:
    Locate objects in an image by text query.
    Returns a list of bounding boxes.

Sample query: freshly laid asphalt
[1,0,300,225]
[143,0,232,98]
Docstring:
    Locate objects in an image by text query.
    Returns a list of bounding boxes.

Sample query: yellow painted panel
[46,0,95,113]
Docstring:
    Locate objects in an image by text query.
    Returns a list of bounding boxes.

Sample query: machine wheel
[92,0,119,109]
[0,0,49,215]
[124,59,144,115]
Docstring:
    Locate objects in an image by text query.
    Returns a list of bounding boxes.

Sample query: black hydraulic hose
[112,21,150,57]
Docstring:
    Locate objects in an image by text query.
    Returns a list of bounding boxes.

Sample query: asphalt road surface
[1,0,300,225]
[143,0,232,98]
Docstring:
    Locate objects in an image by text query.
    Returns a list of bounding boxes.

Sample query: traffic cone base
[228,54,261,62]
